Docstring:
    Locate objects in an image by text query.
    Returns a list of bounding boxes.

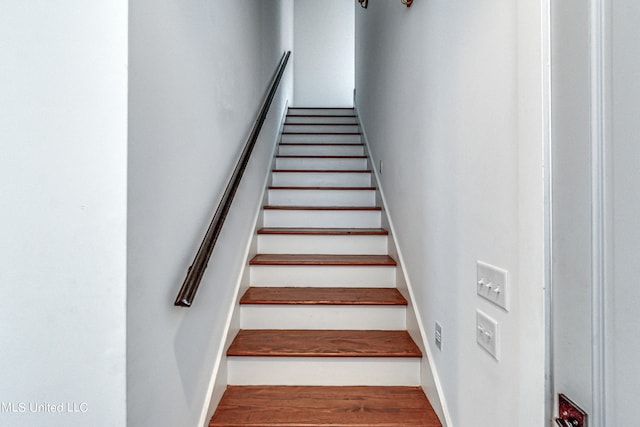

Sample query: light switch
[476,261,509,311]
[476,310,499,360]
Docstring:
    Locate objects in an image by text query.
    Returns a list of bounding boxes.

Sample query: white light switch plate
[476,310,499,360]
[476,261,509,311]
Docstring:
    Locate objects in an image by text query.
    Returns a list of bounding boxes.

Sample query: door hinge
[555,394,588,427]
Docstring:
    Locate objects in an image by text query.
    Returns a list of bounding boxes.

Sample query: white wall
[294,0,354,107]
[127,1,293,426]
[355,1,545,426]
[0,3,128,427]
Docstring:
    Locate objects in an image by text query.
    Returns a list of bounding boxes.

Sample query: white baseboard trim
[353,98,453,427]
[196,99,290,427]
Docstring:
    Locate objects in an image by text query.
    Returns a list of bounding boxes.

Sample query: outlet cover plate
[476,310,499,360]
[476,261,509,311]
[435,322,442,350]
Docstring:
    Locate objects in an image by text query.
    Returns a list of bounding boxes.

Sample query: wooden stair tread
[257,227,387,235]
[227,330,422,358]
[272,169,371,173]
[282,132,362,135]
[279,143,363,146]
[210,385,441,427]
[263,205,381,211]
[284,122,359,125]
[249,254,396,266]
[268,186,376,190]
[240,287,406,305]
[285,114,357,118]
[276,155,367,158]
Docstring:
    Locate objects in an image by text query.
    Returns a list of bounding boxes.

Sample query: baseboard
[197,100,290,427]
[353,98,453,427]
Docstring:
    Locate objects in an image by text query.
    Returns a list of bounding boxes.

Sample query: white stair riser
[257,234,387,255]
[272,172,371,187]
[286,116,357,124]
[263,209,381,228]
[250,265,396,287]
[275,157,368,170]
[227,357,421,386]
[278,145,364,156]
[288,108,355,116]
[281,134,361,144]
[240,305,406,330]
[268,189,376,207]
[284,124,360,133]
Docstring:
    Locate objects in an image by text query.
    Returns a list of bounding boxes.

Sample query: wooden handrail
[174,51,291,307]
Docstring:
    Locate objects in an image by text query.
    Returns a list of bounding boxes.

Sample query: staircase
[210,107,441,427]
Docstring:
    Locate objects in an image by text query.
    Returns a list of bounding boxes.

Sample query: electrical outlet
[435,322,442,350]
[379,159,383,174]
[476,310,499,360]
[476,261,509,311]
